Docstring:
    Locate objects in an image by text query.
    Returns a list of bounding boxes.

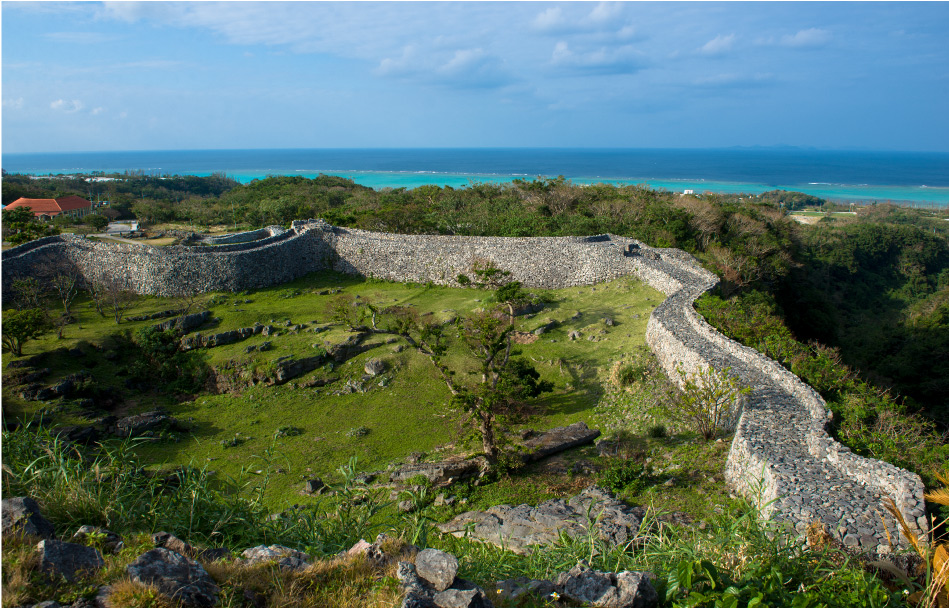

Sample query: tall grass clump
[433,493,901,608]
[1,423,389,556]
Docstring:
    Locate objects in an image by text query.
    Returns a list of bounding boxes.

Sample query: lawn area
[4,270,672,509]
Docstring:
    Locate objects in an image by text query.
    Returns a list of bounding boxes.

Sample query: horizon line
[6,145,949,156]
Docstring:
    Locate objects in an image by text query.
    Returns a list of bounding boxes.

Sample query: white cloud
[692,72,774,88]
[376,45,513,89]
[550,41,646,74]
[780,28,832,48]
[699,34,736,55]
[531,2,633,38]
[374,45,421,77]
[532,7,564,32]
[91,107,105,115]
[3,98,25,110]
[50,99,84,113]
[584,2,623,26]
[439,48,487,76]
[44,31,120,44]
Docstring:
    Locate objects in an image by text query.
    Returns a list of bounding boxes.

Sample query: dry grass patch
[205,553,404,608]
[108,579,176,608]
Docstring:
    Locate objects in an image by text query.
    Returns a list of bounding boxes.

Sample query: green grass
[3,271,662,508]
[0,423,909,608]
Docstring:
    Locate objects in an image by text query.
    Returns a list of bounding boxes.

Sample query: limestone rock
[152,531,195,558]
[415,548,459,591]
[153,311,210,333]
[556,564,657,608]
[113,410,179,437]
[438,486,644,555]
[302,478,325,494]
[522,422,601,462]
[36,539,104,582]
[127,547,219,607]
[241,544,311,571]
[494,577,556,603]
[2,496,56,539]
[364,358,386,376]
[433,587,491,608]
[398,557,493,608]
[390,458,486,487]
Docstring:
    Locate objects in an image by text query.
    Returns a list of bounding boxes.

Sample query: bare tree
[88,273,137,323]
[175,287,203,316]
[43,258,83,338]
[10,276,47,311]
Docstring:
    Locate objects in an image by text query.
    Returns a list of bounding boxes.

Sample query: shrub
[610,347,659,389]
[597,460,646,494]
[648,424,668,438]
[671,365,750,441]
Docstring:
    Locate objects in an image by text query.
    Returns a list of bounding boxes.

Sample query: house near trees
[5,195,92,220]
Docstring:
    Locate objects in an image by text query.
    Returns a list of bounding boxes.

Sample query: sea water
[4,148,948,207]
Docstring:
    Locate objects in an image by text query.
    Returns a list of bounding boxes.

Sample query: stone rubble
[438,486,645,555]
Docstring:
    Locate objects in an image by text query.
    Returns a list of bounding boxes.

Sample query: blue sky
[3,1,948,153]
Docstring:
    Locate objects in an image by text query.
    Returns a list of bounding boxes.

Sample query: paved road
[94,233,141,245]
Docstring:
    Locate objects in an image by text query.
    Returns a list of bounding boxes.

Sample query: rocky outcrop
[2,497,56,539]
[152,311,211,333]
[398,552,494,608]
[111,410,182,437]
[180,323,277,351]
[522,422,601,462]
[389,458,487,488]
[126,548,220,607]
[37,539,104,582]
[241,545,312,571]
[556,564,657,608]
[438,486,644,555]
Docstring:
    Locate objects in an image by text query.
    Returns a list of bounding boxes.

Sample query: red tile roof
[52,195,92,211]
[6,196,91,217]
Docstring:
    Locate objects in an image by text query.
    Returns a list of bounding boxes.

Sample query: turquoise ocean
[4,148,948,207]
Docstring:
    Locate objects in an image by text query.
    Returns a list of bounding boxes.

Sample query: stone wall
[198,225,286,245]
[0,220,927,553]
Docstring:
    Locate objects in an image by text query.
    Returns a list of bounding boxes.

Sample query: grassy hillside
[4,270,663,508]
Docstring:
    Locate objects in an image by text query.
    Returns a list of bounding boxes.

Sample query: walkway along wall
[1,220,927,553]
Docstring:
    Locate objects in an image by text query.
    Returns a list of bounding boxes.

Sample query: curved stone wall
[0,220,926,552]
[198,225,286,245]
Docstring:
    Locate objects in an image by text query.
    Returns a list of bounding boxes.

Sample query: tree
[43,259,83,338]
[10,277,46,311]
[494,280,529,324]
[85,214,109,231]
[451,311,553,464]
[370,304,551,467]
[88,275,136,323]
[1,308,47,356]
[2,207,59,245]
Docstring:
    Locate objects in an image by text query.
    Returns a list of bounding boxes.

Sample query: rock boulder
[126,547,219,607]
[2,497,56,539]
[36,539,104,582]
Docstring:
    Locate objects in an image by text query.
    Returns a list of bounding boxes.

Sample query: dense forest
[5,171,948,474]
